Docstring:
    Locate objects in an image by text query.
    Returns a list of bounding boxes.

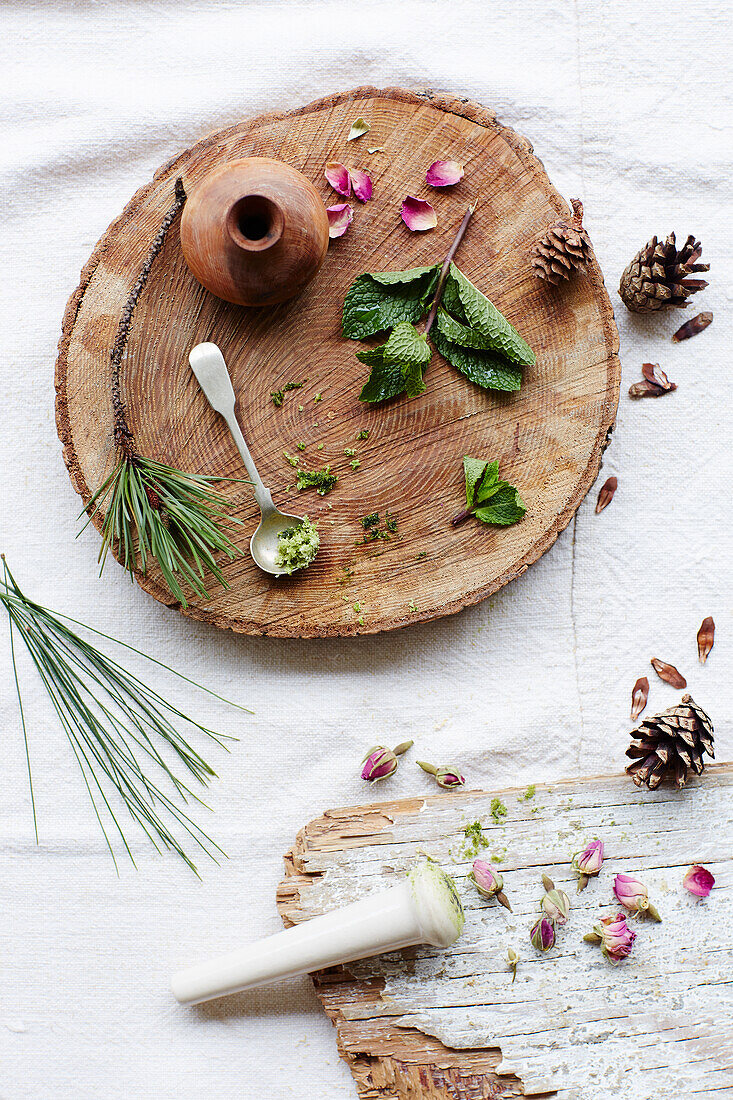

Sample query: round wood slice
[56,86,620,638]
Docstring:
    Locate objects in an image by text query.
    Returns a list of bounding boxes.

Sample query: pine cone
[619,233,709,313]
[530,199,592,285]
[626,694,714,790]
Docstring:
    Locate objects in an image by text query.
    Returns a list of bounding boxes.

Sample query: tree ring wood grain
[56,86,620,638]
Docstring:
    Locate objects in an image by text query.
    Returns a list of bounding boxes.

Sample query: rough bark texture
[56,86,620,637]
[277,767,733,1099]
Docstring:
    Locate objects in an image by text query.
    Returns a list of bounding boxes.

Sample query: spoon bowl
[188,342,309,578]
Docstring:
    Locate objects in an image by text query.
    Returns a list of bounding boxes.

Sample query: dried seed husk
[642,363,676,391]
[650,657,687,689]
[629,380,667,398]
[631,676,650,721]
[595,476,617,513]
[672,311,713,342]
[697,616,715,664]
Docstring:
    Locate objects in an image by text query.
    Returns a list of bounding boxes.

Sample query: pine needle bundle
[2,558,249,873]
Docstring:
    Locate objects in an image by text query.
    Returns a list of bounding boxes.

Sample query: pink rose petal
[401,196,437,232]
[324,162,351,197]
[350,167,373,202]
[426,159,465,187]
[683,864,715,897]
[326,203,353,238]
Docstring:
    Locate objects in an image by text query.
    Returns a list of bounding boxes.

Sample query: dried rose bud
[595,476,617,514]
[470,860,512,911]
[361,746,398,782]
[613,873,661,921]
[683,864,715,898]
[572,838,604,892]
[642,363,676,391]
[697,616,715,664]
[672,311,712,342]
[401,196,437,232]
[530,916,555,952]
[631,677,650,721]
[426,159,465,187]
[650,657,687,689]
[507,946,519,982]
[542,887,571,925]
[416,760,465,790]
[584,913,636,961]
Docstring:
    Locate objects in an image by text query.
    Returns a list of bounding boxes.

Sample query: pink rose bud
[612,873,661,920]
[324,161,352,197]
[541,887,570,926]
[401,196,437,232]
[361,745,397,782]
[683,864,715,898]
[585,913,636,961]
[426,159,465,187]
[471,859,502,898]
[530,916,555,952]
[326,203,353,239]
[572,838,604,891]
[350,167,373,202]
[436,766,465,790]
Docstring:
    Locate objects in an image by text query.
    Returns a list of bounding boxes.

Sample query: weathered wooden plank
[277,766,733,1099]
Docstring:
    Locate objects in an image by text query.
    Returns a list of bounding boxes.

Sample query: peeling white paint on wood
[279,767,733,1099]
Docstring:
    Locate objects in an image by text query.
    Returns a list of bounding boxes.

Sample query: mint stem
[423,203,475,337]
[451,506,475,527]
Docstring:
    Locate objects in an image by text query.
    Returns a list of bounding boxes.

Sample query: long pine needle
[2,558,246,874]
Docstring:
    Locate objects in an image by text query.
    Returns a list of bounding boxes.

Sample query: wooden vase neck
[226,194,285,254]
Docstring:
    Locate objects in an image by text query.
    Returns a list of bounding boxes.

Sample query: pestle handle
[171,861,465,1006]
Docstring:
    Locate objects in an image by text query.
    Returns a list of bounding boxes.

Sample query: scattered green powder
[490,797,508,824]
[298,404,304,412]
[296,467,337,495]
[275,518,319,574]
[317,443,324,451]
[357,429,370,440]
[518,784,536,802]
[314,393,323,403]
[271,380,306,407]
[353,601,361,613]
[409,599,417,613]
[350,459,361,470]
[344,448,356,457]
[361,513,380,529]
[296,442,306,452]
[462,821,489,858]
[385,511,398,533]
[283,451,301,468]
[357,615,364,625]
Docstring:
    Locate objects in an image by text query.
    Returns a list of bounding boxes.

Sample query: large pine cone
[626,694,714,789]
[530,199,592,285]
[619,233,709,313]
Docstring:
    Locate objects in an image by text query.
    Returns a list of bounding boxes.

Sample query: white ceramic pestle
[171,860,465,1005]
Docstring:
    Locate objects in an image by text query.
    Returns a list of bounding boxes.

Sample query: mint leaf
[446,264,535,367]
[357,346,406,403]
[359,321,431,403]
[343,265,439,340]
[432,329,522,392]
[474,484,526,526]
[464,457,493,507]
[456,458,525,528]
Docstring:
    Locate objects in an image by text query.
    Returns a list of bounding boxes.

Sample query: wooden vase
[180,157,329,307]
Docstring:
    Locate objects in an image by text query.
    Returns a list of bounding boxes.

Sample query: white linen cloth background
[1,2,731,1097]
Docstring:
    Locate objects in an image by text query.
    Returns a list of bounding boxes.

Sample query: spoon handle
[188,342,274,514]
[221,408,275,515]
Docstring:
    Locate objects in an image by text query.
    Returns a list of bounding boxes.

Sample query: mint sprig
[342,209,535,404]
[452,457,526,528]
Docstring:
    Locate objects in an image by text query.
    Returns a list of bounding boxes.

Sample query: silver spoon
[188,342,304,577]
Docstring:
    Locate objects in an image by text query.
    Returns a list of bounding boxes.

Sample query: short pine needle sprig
[84,177,244,607]
[2,558,250,874]
[84,456,243,607]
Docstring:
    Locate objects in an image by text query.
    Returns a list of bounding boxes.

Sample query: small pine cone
[530,199,593,285]
[626,694,714,790]
[619,233,709,314]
